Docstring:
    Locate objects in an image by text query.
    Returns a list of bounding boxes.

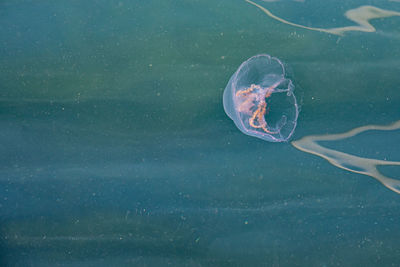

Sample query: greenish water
[1,0,400,266]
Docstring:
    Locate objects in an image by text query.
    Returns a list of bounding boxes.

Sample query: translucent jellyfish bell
[223,54,299,142]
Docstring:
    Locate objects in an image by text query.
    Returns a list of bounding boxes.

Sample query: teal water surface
[1,0,400,266]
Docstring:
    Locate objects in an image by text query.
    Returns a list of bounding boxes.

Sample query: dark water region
[1,0,400,266]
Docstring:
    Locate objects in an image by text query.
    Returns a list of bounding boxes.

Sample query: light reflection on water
[293,120,400,194]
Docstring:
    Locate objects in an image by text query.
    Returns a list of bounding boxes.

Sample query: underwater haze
[1,0,400,266]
